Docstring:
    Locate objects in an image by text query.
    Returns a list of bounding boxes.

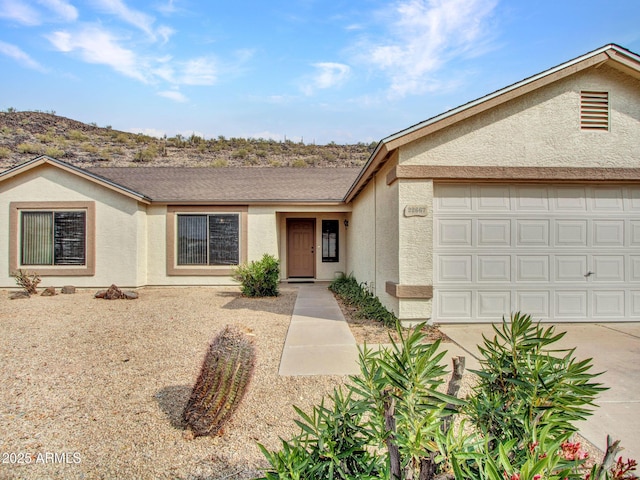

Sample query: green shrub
[133,145,157,162]
[233,253,280,297]
[329,273,397,327]
[258,314,633,480]
[0,146,11,158]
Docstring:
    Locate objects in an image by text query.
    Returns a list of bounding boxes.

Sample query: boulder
[10,291,30,300]
[95,284,138,300]
[61,285,76,294]
[41,287,57,296]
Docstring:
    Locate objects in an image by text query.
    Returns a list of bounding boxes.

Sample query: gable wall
[400,65,640,168]
[0,165,146,288]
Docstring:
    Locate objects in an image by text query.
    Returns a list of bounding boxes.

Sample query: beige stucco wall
[0,165,145,288]
[401,65,640,168]
[347,155,400,316]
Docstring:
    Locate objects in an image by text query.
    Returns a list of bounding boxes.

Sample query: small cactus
[183,325,256,438]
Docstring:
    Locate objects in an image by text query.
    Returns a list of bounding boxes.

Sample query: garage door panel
[437,255,472,282]
[555,220,587,246]
[631,221,640,245]
[553,187,587,211]
[631,190,640,210]
[632,292,640,317]
[517,220,549,246]
[516,291,550,318]
[477,291,511,318]
[437,291,472,319]
[592,188,624,211]
[592,256,625,282]
[477,186,511,211]
[477,256,511,282]
[632,257,640,282]
[517,256,549,282]
[593,291,625,317]
[555,256,588,282]
[555,291,588,318]
[478,219,510,246]
[436,185,472,211]
[593,220,624,246]
[515,186,549,211]
[436,219,472,247]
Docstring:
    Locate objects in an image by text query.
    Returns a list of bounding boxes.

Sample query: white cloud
[157,90,187,102]
[47,25,147,82]
[357,0,498,97]
[93,0,172,41]
[302,62,351,95]
[179,57,217,85]
[0,0,41,25]
[38,0,78,21]
[0,40,46,71]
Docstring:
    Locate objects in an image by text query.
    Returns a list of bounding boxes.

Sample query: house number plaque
[404,205,428,217]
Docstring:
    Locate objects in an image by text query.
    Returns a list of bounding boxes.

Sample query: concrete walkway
[278,284,475,376]
[439,323,640,460]
[279,284,360,376]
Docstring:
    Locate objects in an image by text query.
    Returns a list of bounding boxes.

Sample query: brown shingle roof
[87,167,360,203]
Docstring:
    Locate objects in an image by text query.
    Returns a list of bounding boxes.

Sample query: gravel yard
[0,286,352,479]
[0,285,603,479]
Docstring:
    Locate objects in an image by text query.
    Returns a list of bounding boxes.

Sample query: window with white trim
[176,213,240,266]
[21,210,86,266]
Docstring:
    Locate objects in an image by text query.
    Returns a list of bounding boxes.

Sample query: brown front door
[287,219,315,277]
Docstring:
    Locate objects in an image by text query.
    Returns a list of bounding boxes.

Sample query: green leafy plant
[258,323,462,479]
[183,325,256,438]
[329,273,397,327]
[464,312,606,464]
[256,313,635,480]
[234,253,280,297]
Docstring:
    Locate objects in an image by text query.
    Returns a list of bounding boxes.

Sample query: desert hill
[0,110,374,170]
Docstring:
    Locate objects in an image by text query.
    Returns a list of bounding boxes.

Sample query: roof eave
[0,156,152,204]
[343,44,640,203]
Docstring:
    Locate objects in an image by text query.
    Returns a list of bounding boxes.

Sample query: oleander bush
[257,313,636,480]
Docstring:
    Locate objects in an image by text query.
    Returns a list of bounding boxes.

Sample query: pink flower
[560,441,589,461]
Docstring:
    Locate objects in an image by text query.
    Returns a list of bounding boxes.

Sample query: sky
[1,1,639,145]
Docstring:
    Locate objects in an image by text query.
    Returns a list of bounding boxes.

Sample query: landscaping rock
[95,284,138,300]
[41,287,57,296]
[10,291,30,300]
[61,285,76,294]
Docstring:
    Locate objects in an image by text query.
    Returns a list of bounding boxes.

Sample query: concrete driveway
[439,323,640,460]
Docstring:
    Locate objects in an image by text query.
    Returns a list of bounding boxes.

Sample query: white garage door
[433,184,640,323]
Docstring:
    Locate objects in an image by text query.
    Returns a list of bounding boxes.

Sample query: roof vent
[580,91,609,130]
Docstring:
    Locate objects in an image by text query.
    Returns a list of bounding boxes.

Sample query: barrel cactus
[183,325,256,438]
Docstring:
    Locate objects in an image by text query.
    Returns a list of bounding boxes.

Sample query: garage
[433,183,640,322]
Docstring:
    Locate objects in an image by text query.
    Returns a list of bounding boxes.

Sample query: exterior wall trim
[387,165,640,184]
[9,201,96,276]
[166,205,248,276]
[385,281,433,299]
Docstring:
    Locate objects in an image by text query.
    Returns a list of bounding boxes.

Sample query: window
[10,202,95,276]
[167,206,246,276]
[21,211,86,265]
[580,91,609,130]
[177,214,239,266]
[322,220,339,262]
